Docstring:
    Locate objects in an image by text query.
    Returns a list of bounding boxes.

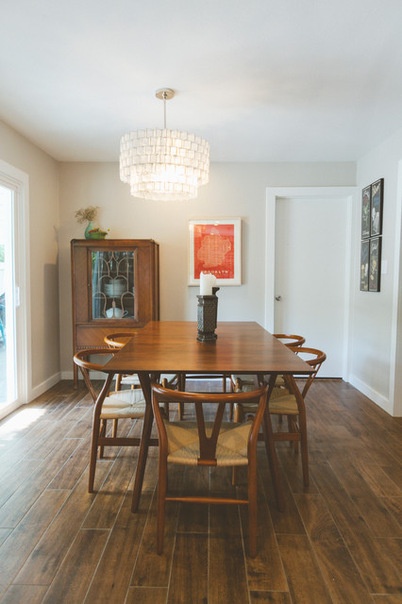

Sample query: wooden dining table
[102,321,313,512]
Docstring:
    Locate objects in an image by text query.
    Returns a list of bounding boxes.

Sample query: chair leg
[233,403,244,423]
[115,374,123,391]
[88,372,115,493]
[262,411,285,512]
[131,398,154,512]
[231,466,238,486]
[157,459,168,555]
[99,420,107,458]
[89,416,101,492]
[178,373,185,419]
[298,413,309,487]
[287,415,299,452]
[222,375,227,392]
[248,462,258,558]
[286,375,309,487]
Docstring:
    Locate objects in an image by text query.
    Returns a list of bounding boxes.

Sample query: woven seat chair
[104,332,143,391]
[272,334,306,387]
[73,348,153,492]
[233,346,326,487]
[151,382,271,558]
[272,333,306,347]
[231,332,306,393]
[104,332,183,393]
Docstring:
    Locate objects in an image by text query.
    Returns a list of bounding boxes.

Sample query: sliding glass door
[0,161,29,419]
[0,185,17,405]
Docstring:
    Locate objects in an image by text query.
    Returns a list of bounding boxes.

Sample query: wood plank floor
[0,378,401,603]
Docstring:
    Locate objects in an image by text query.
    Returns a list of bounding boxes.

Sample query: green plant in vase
[75,206,108,239]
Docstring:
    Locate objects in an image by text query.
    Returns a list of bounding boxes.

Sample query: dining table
[102,321,314,512]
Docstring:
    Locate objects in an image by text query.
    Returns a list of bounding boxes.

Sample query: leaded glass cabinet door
[91,250,136,321]
[71,239,159,385]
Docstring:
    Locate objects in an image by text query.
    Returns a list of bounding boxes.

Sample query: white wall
[351,127,402,416]
[0,120,60,397]
[58,161,355,378]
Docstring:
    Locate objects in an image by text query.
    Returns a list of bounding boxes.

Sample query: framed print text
[188,218,241,286]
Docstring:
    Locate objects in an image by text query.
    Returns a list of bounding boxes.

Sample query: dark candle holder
[197,287,220,342]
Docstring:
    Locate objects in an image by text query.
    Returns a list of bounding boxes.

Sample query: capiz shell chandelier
[120,88,210,201]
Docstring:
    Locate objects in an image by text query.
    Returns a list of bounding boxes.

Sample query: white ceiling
[2,0,402,163]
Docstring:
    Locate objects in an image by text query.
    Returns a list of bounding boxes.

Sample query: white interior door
[266,187,356,378]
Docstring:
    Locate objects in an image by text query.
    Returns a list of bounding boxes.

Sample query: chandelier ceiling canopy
[119,88,210,201]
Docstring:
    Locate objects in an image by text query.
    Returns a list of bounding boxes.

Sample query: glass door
[0,161,29,420]
[91,249,136,321]
[0,185,17,405]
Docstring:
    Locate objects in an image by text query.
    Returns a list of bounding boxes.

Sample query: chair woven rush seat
[100,387,146,418]
[164,419,253,466]
[231,374,289,422]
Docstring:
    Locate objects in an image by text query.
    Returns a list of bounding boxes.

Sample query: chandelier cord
[163,91,167,129]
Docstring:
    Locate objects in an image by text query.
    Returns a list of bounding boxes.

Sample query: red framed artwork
[188,218,241,286]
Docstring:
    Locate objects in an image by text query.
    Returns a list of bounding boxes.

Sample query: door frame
[0,160,31,420]
[265,186,357,380]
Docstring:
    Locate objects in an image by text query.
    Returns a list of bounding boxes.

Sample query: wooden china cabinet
[71,239,159,385]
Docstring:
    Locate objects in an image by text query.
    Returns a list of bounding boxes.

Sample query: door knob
[275,295,282,301]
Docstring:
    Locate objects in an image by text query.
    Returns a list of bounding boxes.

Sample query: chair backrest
[287,346,326,398]
[104,332,137,349]
[151,382,269,465]
[273,333,306,347]
[73,348,116,401]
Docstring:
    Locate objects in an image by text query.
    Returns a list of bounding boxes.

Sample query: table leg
[262,373,285,511]
[131,371,153,512]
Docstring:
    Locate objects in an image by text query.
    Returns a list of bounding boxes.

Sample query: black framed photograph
[370,178,384,236]
[360,240,369,291]
[369,237,381,292]
[361,185,371,239]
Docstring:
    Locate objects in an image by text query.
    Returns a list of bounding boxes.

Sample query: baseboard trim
[29,372,61,402]
[349,374,392,415]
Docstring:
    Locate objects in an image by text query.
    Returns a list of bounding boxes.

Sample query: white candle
[200,272,216,295]
[200,272,209,295]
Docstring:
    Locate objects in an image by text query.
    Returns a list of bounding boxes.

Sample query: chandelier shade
[119,89,210,201]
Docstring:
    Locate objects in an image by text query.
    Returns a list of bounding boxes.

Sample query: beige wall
[0,120,60,396]
[58,161,355,378]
